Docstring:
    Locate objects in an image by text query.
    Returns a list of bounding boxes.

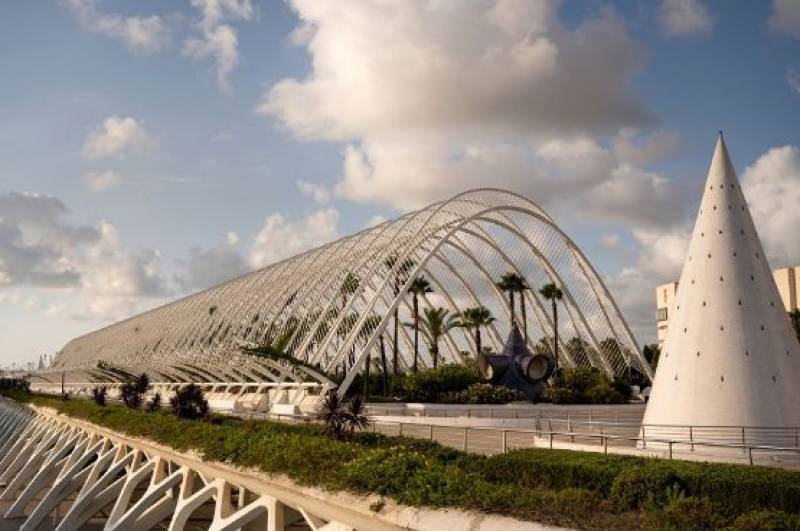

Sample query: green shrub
[732,510,800,531]
[91,386,107,407]
[170,384,208,419]
[120,373,150,410]
[611,465,687,509]
[543,367,628,404]
[395,364,480,402]
[657,495,722,531]
[441,383,525,404]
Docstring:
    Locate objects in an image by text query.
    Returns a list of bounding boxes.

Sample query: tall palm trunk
[392,279,399,382]
[552,299,559,372]
[508,291,516,323]
[474,326,482,356]
[432,344,439,369]
[520,295,528,341]
[412,293,419,372]
[364,352,371,396]
[379,334,388,396]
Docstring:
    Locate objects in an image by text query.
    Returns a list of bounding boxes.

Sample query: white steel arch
[43,189,651,398]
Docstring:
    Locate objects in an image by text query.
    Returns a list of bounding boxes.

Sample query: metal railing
[369,420,800,466]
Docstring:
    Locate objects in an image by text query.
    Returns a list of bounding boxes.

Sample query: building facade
[656,266,799,347]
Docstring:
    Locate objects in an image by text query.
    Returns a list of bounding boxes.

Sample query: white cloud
[82,116,153,160]
[63,0,171,54]
[770,0,800,38]
[297,180,331,204]
[601,233,621,248]
[788,68,800,95]
[83,170,122,194]
[183,0,254,89]
[0,192,169,321]
[260,1,651,140]
[176,232,249,292]
[659,0,714,36]
[741,145,800,266]
[613,129,680,167]
[249,208,339,269]
[259,1,663,221]
[366,214,388,228]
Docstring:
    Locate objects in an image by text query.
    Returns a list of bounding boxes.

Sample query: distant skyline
[1,0,799,366]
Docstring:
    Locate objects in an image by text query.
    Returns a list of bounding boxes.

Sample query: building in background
[656,266,799,347]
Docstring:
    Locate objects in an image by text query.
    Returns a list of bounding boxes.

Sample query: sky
[1,0,799,368]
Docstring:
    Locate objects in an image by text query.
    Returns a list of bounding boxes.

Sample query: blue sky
[1,0,799,368]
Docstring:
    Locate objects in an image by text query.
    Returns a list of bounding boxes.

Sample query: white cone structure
[643,134,800,439]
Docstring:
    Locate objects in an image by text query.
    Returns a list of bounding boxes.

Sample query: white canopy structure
[37,189,650,398]
[643,135,800,437]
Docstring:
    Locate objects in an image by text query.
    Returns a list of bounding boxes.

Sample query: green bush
[395,364,480,402]
[170,384,208,419]
[441,383,525,404]
[611,465,687,509]
[657,494,722,531]
[543,367,629,404]
[732,510,800,531]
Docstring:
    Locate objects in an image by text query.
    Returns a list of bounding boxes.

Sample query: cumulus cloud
[82,117,153,160]
[613,129,680,167]
[741,145,800,266]
[296,180,331,204]
[260,1,651,140]
[63,0,171,54]
[83,170,123,194]
[183,0,254,89]
[258,1,667,223]
[249,208,339,269]
[0,192,169,322]
[176,232,249,291]
[659,0,714,36]
[769,0,800,38]
[0,192,95,287]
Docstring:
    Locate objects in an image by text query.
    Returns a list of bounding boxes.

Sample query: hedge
[3,390,800,530]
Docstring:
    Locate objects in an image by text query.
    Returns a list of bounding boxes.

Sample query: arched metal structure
[44,189,651,399]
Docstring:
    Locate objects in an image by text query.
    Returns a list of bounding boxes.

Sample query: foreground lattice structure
[37,189,650,403]
[0,398,403,530]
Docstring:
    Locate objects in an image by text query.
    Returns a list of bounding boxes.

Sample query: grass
[3,390,800,530]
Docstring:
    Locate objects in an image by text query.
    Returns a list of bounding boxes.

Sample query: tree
[384,255,414,381]
[496,272,530,340]
[170,384,209,420]
[147,392,162,413]
[120,373,150,410]
[405,307,461,369]
[459,306,496,356]
[316,389,371,438]
[539,283,563,371]
[408,276,433,372]
[643,344,661,372]
[339,272,360,308]
[92,386,107,407]
[790,310,800,344]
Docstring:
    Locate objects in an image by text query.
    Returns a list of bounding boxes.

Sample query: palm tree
[414,307,461,368]
[339,272,360,309]
[384,255,414,381]
[539,283,563,371]
[459,306,496,356]
[408,276,433,372]
[496,272,529,340]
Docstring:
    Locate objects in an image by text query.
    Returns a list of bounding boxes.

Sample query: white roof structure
[643,135,800,433]
[36,189,651,397]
